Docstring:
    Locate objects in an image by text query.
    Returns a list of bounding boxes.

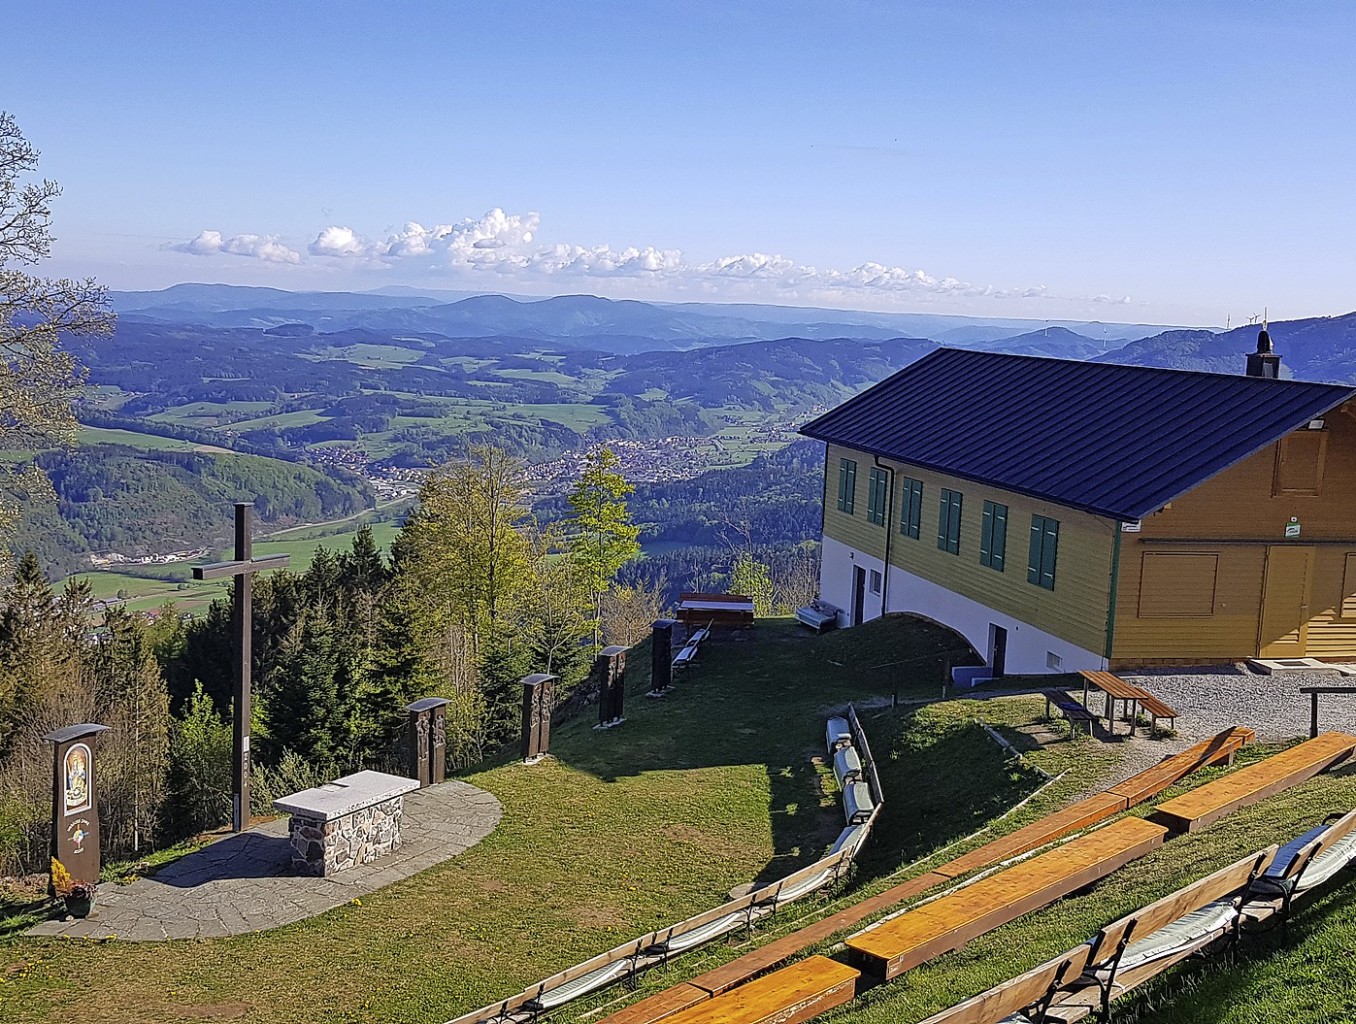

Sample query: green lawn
[0,616,1112,1024]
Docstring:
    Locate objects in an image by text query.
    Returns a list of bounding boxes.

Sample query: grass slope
[0,617,1111,1024]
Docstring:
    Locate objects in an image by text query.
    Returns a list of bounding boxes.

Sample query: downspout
[874,456,895,618]
[1104,522,1122,664]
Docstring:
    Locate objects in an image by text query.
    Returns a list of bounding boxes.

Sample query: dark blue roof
[800,348,1356,521]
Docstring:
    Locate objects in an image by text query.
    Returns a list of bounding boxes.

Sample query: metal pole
[1311,691,1320,740]
[233,502,252,832]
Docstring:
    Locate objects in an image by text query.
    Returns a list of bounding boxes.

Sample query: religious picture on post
[65,743,92,815]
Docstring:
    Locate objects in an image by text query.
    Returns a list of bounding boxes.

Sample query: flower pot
[64,893,95,918]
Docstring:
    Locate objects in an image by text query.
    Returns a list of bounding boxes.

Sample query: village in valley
[5,7,1356,1024]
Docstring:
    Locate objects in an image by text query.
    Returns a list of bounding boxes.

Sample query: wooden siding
[1112,403,1356,661]
[822,444,1117,653]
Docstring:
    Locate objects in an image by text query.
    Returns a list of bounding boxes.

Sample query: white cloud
[165,230,301,264]
[167,210,1112,307]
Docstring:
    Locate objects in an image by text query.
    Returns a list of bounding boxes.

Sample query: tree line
[0,445,648,877]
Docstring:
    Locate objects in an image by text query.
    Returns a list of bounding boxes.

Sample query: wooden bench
[676,593,755,628]
[1044,690,1097,736]
[592,730,1256,1024]
[1132,692,1178,734]
[845,817,1168,980]
[1245,807,1356,926]
[658,956,859,1024]
[1043,847,1276,1022]
[1151,731,1356,833]
[917,944,1094,1024]
[673,627,710,670]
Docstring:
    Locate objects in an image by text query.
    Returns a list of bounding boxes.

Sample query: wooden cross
[192,503,289,832]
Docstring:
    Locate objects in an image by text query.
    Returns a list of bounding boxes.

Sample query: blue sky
[8,2,1355,324]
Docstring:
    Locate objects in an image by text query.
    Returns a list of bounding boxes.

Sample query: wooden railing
[443,705,884,1024]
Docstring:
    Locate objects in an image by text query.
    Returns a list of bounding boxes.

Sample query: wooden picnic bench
[1151,731,1356,833]
[676,593,755,628]
[845,817,1168,980]
[1044,690,1097,736]
[657,956,859,1024]
[1080,671,1179,736]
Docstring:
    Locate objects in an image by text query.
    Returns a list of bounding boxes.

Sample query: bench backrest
[1087,846,1276,969]
[917,944,1092,1024]
[1275,808,1356,883]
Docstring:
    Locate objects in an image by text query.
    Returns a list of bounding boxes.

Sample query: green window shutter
[838,459,856,514]
[868,467,890,526]
[981,501,1007,571]
[939,489,962,554]
[900,478,922,539]
[1041,517,1059,588]
[1028,515,1059,589]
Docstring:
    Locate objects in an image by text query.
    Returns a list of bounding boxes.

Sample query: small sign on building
[1121,520,1142,533]
[1285,516,1301,539]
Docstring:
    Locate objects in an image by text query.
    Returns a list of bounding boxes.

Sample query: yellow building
[801,341,1356,674]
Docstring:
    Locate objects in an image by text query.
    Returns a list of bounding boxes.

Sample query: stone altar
[274,770,419,876]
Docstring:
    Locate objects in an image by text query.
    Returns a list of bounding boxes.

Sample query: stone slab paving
[27,779,501,942]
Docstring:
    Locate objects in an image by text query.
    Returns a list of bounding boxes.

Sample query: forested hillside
[8,446,372,575]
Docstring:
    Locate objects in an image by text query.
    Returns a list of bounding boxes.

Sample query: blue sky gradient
[7,2,1354,324]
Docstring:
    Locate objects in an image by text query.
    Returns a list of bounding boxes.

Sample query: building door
[1259,546,1314,657]
[851,566,867,627]
[989,624,1008,677]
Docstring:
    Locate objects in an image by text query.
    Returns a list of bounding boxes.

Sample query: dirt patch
[660,822,713,846]
[181,1003,251,1020]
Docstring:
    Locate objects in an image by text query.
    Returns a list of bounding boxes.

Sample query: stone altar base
[275,770,419,877]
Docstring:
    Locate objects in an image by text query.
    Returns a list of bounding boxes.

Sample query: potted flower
[50,857,98,918]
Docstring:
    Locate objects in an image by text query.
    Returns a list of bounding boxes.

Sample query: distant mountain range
[110,284,1185,356]
[1097,312,1356,383]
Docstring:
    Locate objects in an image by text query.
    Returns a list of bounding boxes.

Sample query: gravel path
[1122,664,1356,743]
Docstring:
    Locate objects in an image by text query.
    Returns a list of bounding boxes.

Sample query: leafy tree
[601,576,667,647]
[0,112,114,568]
[566,447,640,646]
[729,552,774,617]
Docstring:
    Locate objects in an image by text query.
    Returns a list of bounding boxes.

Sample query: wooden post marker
[192,502,289,832]
[44,723,110,890]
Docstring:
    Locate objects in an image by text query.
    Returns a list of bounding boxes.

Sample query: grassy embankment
[0,616,1121,1024]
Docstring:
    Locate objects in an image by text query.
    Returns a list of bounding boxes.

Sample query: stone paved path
[27,780,502,942]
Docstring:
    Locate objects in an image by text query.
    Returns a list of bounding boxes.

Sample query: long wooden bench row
[844,817,1169,979]
[1152,730,1356,833]
[594,726,1255,1024]
[921,806,1356,1024]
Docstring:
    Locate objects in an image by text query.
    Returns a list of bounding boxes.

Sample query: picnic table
[1079,671,1145,736]
[676,592,755,628]
[845,817,1168,979]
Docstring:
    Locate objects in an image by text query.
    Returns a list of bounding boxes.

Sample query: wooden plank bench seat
[1151,731,1356,833]
[658,956,859,1024]
[845,817,1168,980]
[593,728,1256,1024]
[833,746,863,788]
[917,944,1094,1024]
[1244,807,1356,925]
[1042,847,1276,1023]
[1044,691,1096,736]
[1133,692,1179,733]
